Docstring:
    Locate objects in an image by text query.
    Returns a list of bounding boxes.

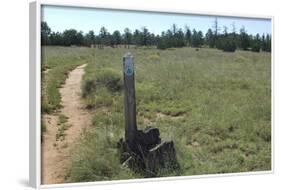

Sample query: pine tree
[239,27,250,50]
[205,28,215,48]
[184,25,192,46]
[265,34,271,52]
[213,17,220,47]
[41,22,51,45]
[123,28,132,48]
[251,33,261,52]
[112,30,121,47]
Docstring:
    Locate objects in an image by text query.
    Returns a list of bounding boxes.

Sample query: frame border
[29,1,41,188]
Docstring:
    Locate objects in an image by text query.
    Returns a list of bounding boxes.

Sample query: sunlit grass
[42,46,271,182]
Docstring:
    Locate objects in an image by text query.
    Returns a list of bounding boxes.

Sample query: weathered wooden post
[123,53,137,148]
[118,53,179,175]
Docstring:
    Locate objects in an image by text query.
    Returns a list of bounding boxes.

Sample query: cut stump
[118,127,179,176]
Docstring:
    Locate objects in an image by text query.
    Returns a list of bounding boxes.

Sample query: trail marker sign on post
[123,53,137,148]
[124,56,134,76]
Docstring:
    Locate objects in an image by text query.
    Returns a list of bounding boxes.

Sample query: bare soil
[41,64,91,184]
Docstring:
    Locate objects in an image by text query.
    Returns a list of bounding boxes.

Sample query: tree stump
[118,127,179,176]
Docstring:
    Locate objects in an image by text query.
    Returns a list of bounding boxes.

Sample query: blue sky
[42,5,271,36]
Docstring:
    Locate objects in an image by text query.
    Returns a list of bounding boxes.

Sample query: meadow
[41,46,271,182]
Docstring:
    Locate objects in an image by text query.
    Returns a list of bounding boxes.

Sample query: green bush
[82,68,122,97]
[96,69,122,92]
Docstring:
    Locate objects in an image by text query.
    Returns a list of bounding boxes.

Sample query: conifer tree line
[41,19,271,52]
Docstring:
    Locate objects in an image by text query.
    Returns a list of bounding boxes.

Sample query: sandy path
[41,64,91,184]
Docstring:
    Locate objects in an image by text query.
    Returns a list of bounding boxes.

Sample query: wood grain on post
[123,53,137,146]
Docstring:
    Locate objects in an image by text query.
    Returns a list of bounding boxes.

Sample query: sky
[41,5,271,36]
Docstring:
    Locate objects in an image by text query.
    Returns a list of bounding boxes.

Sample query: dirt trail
[41,64,91,184]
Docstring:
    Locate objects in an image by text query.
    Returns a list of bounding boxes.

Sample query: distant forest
[41,18,271,52]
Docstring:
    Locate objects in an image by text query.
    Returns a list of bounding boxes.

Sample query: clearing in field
[41,46,271,184]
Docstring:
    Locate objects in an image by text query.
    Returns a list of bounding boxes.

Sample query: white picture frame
[29,0,274,189]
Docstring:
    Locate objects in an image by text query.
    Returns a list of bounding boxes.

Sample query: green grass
[56,114,71,141]
[58,114,68,125]
[42,46,271,182]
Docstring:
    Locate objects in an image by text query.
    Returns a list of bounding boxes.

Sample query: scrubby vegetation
[82,68,122,97]
[55,114,71,141]
[62,46,271,182]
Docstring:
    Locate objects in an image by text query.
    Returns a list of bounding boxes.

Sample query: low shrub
[81,79,95,97]
[41,99,54,114]
[95,69,122,92]
[256,125,271,142]
[58,114,68,125]
[82,68,122,97]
